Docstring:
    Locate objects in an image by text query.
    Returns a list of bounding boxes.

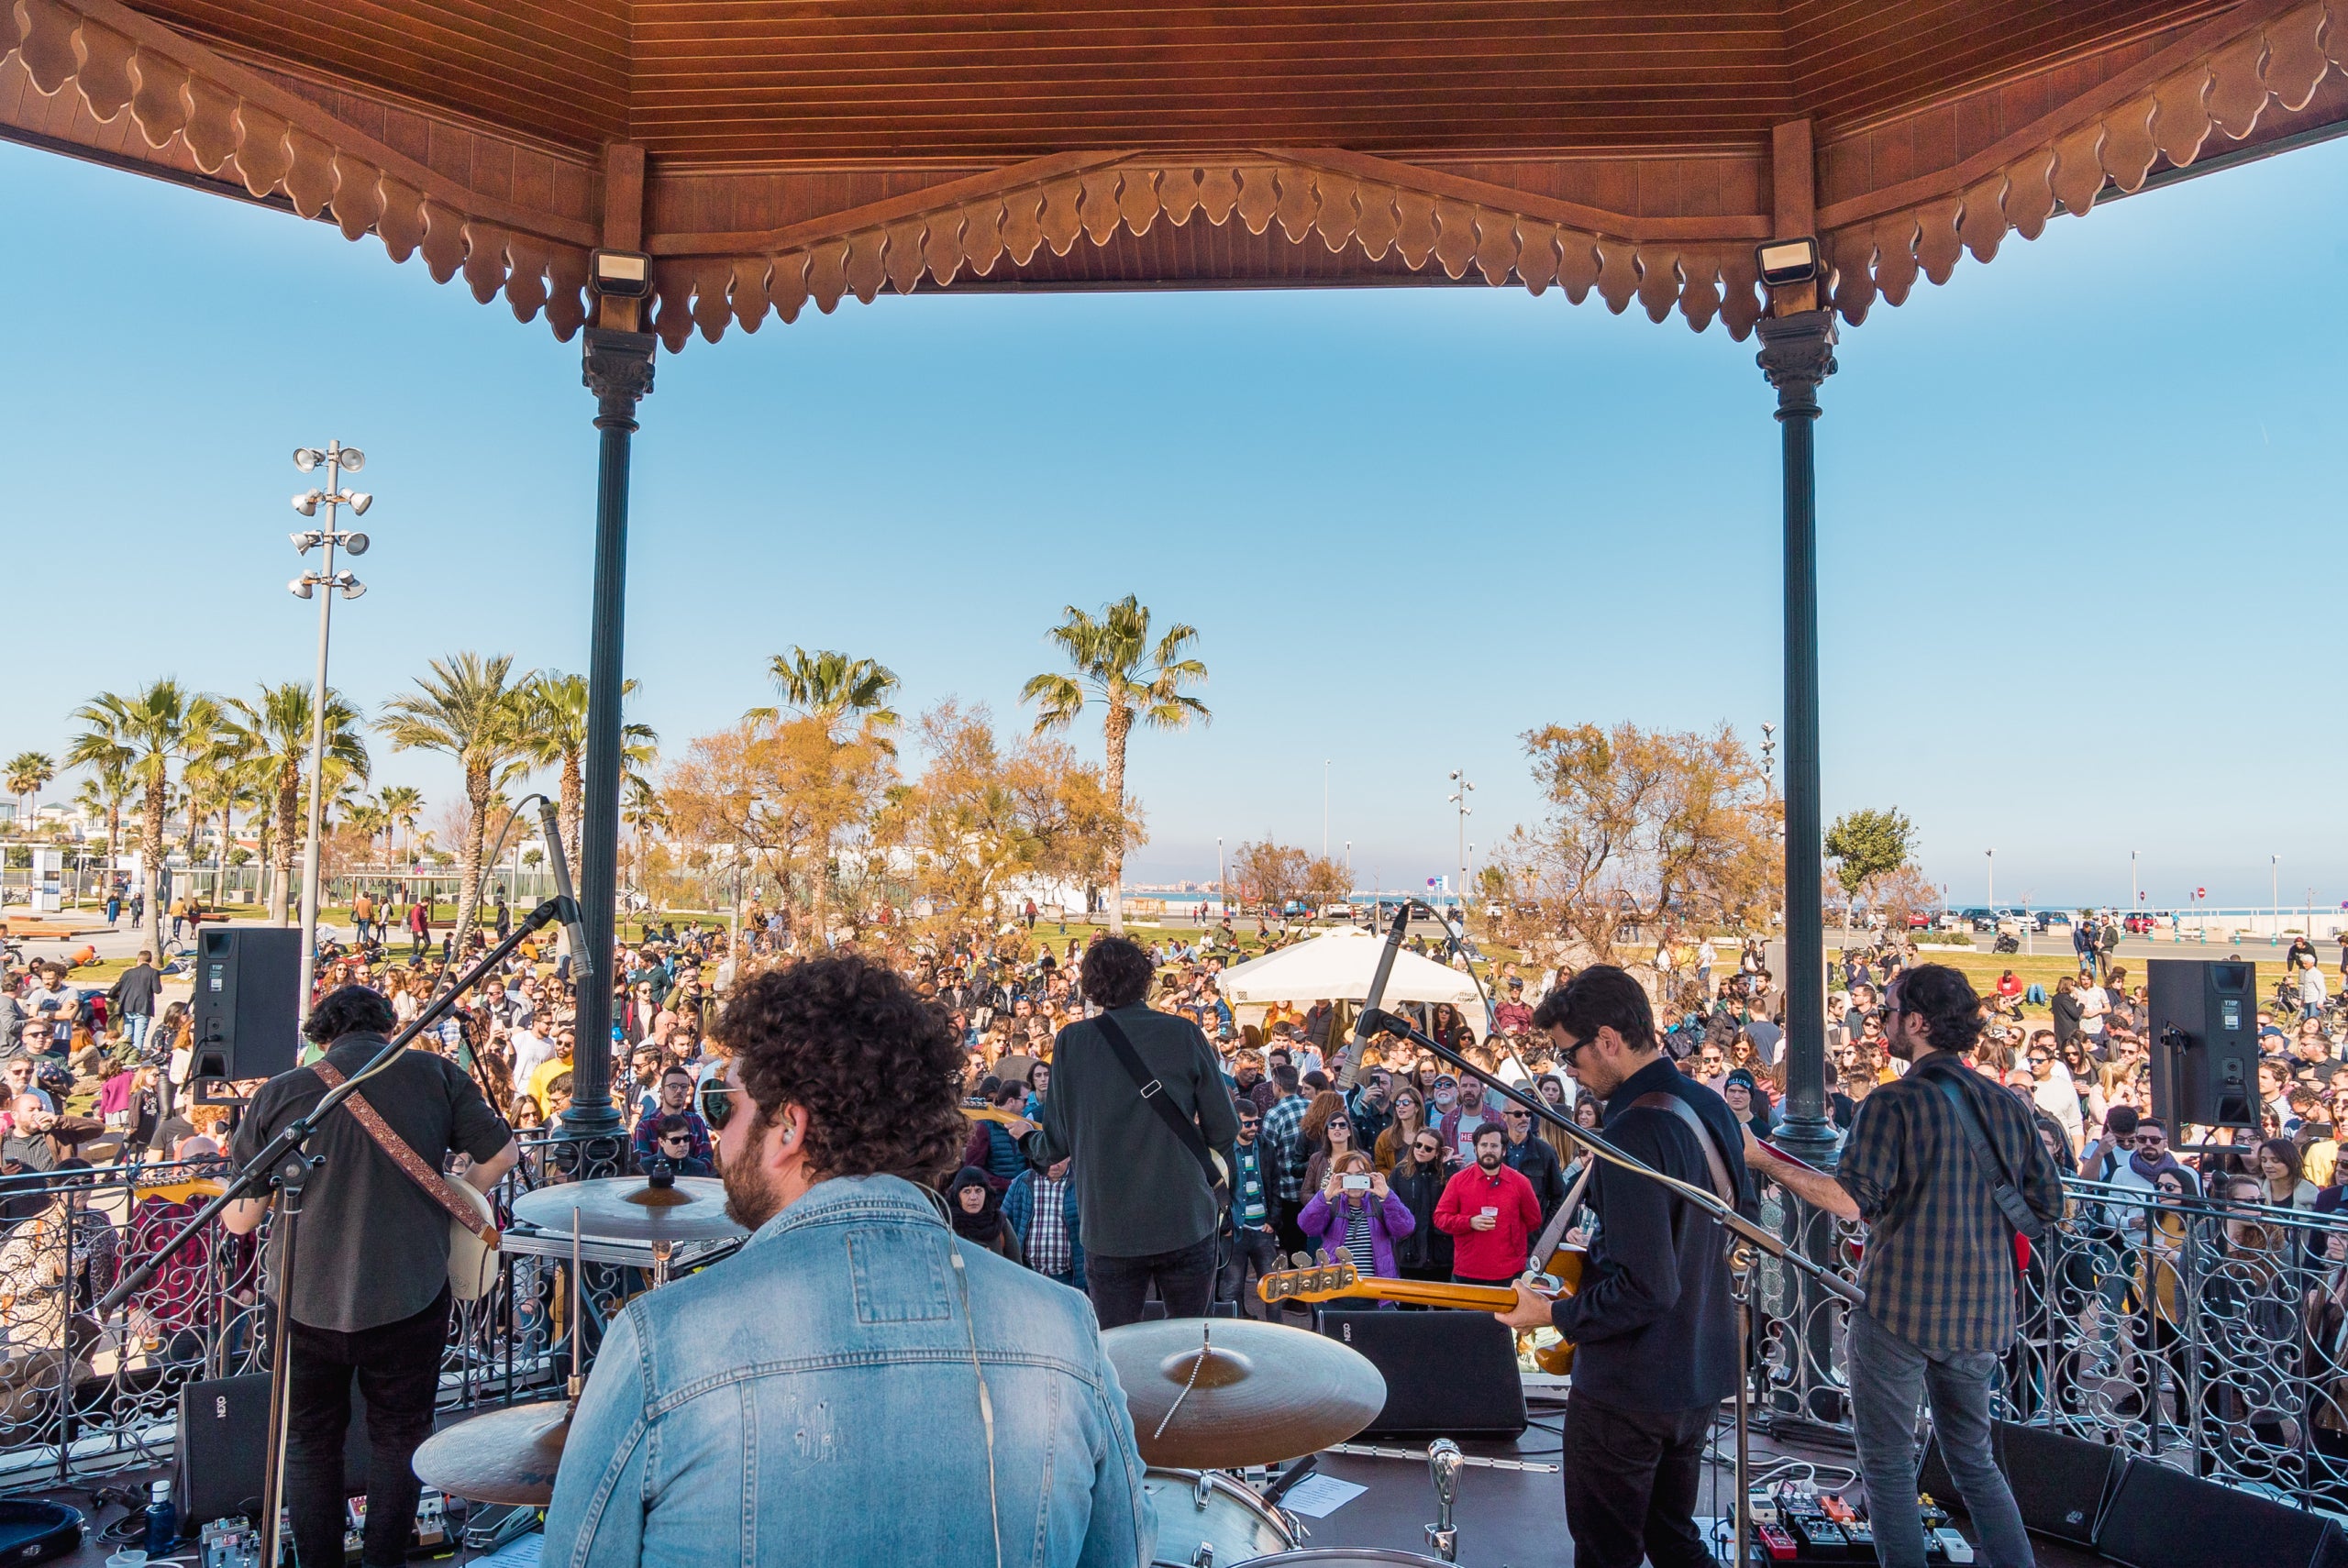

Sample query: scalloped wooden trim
[0,0,593,338]
[1822,0,2342,328]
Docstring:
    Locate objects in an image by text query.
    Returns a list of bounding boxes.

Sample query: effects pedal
[1931,1528,1974,1564]
[1789,1517,1848,1557]
[1842,1520,1876,1561]
[1746,1491,1779,1526]
[1755,1523,1798,1562]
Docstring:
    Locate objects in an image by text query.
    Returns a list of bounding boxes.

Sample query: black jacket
[1027,1004,1240,1257]
[108,964,161,1019]
[1552,1056,1753,1414]
[1504,1132,1568,1225]
[1389,1163,1456,1273]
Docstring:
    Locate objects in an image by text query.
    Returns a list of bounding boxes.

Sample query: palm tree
[4,751,54,826]
[762,647,901,733]
[518,670,658,875]
[621,772,668,889]
[378,654,532,949]
[380,785,424,866]
[68,681,223,954]
[1023,596,1208,934]
[66,745,133,876]
[224,683,371,925]
[344,801,389,865]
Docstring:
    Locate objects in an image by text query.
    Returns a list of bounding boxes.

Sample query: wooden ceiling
[5,0,2343,345]
[134,0,2235,164]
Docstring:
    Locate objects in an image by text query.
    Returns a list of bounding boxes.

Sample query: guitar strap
[313,1061,500,1244]
[1091,1011,1227,1195]
[1529,1157,1595,1268]
[1628,1091,1737,1208]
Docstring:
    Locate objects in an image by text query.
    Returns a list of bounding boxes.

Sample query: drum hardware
[1423,1440,1460,1564]
[1320,1442,1558,1474]
[1139,1468,1296,1568]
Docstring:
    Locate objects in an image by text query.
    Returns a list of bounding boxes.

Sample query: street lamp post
[1986,848,1994,911]
[2272,855,2280,943]
[1217,835,1224,919]
[287,441,372,1027]
[1447,770,1474,916]
[2131,850,2139,918]
[1323,759,1331,859]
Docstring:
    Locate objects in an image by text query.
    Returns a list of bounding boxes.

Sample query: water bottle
[143,1481,176,1554]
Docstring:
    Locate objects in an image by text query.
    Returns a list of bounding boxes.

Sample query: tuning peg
[1290,1253,1313,1269]
[1314,1248,1335,1266]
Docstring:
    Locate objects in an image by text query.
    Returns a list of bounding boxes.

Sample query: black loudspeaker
[2148,957,2260,1130]
[178,1373,372,1529]
[2098,1458,2344,1568]
[191,927,302,1083]
[1918,1419,2122,1545]
[1317,1309,1526,1439]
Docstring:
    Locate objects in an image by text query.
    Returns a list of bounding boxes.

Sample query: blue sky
[3,135,2343,910]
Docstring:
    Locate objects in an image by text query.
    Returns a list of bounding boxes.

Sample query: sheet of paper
[1277,1474,1368,1518]
[481,1530,546,1568]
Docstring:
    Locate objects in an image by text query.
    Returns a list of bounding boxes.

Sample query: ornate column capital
[582,327,657,430]
[1755,308,1838,417]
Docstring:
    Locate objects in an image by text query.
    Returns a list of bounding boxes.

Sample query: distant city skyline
[2,133,2344,912]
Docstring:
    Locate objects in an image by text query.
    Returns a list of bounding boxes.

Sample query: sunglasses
[699,1079,740,1129]
[1327,1119,1350,1131]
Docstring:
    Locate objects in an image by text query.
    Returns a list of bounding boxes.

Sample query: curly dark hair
[1894,963,1984,1056]
[304,984,397,1044]
[1080,936,1155,1009]
[710,954,967,1187]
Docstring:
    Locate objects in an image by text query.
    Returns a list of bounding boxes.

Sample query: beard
[1478,1152,1502,1172]
[722,1144,786,1231]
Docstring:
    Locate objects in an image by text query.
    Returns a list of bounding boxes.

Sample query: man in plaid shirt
[1754,964,2062,1568]
[1257,1065,1313,1254]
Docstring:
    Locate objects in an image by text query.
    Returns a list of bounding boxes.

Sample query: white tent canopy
[1218,927,1484,1012]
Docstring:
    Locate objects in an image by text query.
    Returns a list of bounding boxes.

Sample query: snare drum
[1143,1468,1295,1568]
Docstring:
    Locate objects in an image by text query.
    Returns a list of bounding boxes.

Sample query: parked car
[2124,911,2157,933]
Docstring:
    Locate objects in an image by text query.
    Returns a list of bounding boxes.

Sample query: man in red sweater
[1434,1122,1542,1286]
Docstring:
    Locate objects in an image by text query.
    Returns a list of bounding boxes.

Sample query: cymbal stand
[1730,1242,1755,1568]
[1424,1439,1461,1563]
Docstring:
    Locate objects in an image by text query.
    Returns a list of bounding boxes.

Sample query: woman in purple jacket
[1299,1150,1416,1278]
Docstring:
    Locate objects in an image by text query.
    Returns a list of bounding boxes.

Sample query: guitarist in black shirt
[1494,966,1753,1568]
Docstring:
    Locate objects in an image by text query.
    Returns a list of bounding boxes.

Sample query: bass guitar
[1256,1251,1584,1374]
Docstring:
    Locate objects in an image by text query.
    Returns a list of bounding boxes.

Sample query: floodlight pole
[567,326,656,1145]
[291,440,368,1025]
[1755,307,1838,1169]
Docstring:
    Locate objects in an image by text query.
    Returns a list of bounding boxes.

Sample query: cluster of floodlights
[288,444,371,600]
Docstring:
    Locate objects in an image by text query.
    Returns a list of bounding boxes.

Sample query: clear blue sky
[4,135,2343,911]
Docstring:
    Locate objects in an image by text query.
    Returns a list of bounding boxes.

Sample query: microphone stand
[1363,1008,1865,1568]
[95,895,575,1568]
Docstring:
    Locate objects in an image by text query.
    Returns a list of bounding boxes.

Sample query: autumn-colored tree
[1489,721,1778,971]
[1302,856,1352,911]
[1231,839,1310,914]
[662,712,894,937]
[887,702,1137,922]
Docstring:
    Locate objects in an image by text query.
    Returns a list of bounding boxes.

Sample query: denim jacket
[543,1174,1155,1568]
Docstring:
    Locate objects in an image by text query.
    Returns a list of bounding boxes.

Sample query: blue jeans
[124,1013,149,1055]
[1845,1308,2034,1568]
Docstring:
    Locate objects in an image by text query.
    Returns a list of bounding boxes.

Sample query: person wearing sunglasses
[545,954,1153,1568]
[1490,964,1755,1568]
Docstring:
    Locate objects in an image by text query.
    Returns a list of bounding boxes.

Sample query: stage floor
[27,1426,2115,1568]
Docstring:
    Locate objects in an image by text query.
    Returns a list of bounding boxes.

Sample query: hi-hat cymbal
[412,1399,571,1505]
[1102,1317,1386,1469]
[511,1175,745,1242]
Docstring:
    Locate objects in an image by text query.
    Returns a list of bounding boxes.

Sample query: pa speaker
[178,1373,372,1529]
[1919,1419,2122,1545]
[2098,1458,2344,1568]
[2148,957,2260,1130]
[1318,1309,1526,1439]
[191,927,302,1083]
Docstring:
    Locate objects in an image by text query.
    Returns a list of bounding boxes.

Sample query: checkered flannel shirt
[1260,1093,1313,1204]
[1836,1055,2066,1353]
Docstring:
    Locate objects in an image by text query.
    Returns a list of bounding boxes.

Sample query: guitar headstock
[1257,1249,1361,1304]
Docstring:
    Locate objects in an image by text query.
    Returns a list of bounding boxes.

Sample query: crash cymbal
[1102,1317,1386,1469]
[412,1399,571,1505]
[511,1174,745,1242]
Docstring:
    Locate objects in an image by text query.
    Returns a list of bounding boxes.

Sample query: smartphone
[1343,1174,1371,1192]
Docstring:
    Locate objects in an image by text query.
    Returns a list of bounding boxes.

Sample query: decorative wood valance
[1,0,2342,348]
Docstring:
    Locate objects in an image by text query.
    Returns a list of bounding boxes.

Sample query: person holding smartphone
[1297,1150,1415,1280]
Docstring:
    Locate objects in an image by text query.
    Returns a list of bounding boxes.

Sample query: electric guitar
[1256,1251,1584,1374]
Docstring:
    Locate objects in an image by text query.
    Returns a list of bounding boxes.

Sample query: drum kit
[414,1185,1467,1568]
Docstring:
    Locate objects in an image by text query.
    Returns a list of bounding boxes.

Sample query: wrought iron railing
[12,1147,2348,1521]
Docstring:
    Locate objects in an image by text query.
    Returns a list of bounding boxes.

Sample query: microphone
[1336,901,1412,1091]
[536,799,596,988]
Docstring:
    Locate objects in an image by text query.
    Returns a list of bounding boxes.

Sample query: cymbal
[412,1399,571,1505]
[510,1175,745,1242]
[1102,1317,1386,1469]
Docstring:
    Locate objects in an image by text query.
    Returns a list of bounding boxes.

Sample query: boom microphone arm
[1335,901,1412,1092]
